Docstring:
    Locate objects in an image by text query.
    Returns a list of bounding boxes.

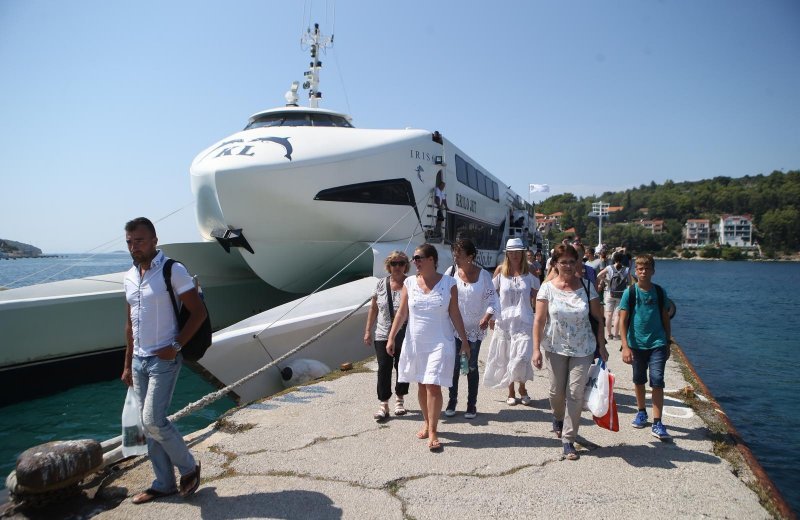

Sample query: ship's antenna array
[299,23,334,108]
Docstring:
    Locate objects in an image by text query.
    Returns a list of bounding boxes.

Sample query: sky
[1,0,798,253]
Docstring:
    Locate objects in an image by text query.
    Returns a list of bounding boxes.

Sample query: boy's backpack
[608,266,628,298]
[626,283,675,329]
[163,259,212,362]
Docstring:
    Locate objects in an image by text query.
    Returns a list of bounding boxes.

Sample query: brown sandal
[428,439,443,452]
[179,462,201,498]
[132,488,177,504]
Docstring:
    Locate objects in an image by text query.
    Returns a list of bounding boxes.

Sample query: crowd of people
[119,215,673,505]
[365,235,674,459]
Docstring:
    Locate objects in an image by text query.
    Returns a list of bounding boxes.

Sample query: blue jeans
[631,345,669,388]
[132,354,196,493]
[448,339,482,408]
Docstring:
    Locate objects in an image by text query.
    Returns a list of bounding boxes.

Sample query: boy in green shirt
[619,254,673,440]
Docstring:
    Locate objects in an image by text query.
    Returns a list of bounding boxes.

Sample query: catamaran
[0,23,538,405]
[192,24,538,401]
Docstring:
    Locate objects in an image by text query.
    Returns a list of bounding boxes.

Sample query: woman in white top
[533,244,608,460]
[387,243,469,452]
[363,251,411,421]
[444,238,499,419]
[484,238,540,405]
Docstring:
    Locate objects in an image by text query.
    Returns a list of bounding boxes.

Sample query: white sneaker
[506,397,518,406]
[444,408,456,417]
[520,395,532,406]
[464,407,477,419]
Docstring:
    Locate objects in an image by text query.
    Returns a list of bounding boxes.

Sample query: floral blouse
[536,281,598,357]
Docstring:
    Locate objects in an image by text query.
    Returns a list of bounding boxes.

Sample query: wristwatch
[171,340,182,352]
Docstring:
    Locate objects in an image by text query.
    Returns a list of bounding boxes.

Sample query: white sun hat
[505,237,525,251]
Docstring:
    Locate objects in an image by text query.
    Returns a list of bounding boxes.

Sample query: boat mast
[300,23,334,108]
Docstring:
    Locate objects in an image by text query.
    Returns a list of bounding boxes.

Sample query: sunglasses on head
[389,260,407,267]
[412,255,427,261]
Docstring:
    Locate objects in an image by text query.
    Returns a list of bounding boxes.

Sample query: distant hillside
[535,169,800,256]
[0,239,42,258]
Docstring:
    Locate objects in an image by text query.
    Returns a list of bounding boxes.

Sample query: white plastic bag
[121,387,148,457]
[583,359,610,417]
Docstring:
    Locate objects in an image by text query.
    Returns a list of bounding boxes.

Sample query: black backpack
[626,283,676,327]
[163,259,212,361]
[608,266,628,298]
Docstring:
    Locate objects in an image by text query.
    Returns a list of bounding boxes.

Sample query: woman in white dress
[533,244,608,460]
[387,243,469,452]
[484,238,540,405]
[444,238,499,419]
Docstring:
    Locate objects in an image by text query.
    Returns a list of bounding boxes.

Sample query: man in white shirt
[121,217,206,504]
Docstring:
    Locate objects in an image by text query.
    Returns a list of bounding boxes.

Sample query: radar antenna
[299,23,334,108]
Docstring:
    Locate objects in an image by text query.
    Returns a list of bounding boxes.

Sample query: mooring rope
[167,294,373,423]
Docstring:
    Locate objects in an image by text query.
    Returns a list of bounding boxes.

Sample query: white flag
[529,183,550,193]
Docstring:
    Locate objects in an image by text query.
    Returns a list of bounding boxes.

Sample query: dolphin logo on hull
[249,137,293,161]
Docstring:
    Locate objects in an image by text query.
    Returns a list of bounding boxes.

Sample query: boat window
[476,170,487,197]
[244,112,354,130]
[466,163,479,191]
[455,155,468,184]
[314,179,416,206]
[455,154,499,201]
[449,213,502,251]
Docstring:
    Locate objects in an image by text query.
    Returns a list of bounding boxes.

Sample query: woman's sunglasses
[389,261,407,267]
[412,255,427,261]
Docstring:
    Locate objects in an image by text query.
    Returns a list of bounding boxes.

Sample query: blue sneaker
[632,410,648,429]
[651,422,671,440]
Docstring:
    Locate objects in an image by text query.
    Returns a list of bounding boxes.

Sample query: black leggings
[373,327,409,402]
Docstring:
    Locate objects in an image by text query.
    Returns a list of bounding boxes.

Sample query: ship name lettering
[409,149,434,162]
[455,194,476,212]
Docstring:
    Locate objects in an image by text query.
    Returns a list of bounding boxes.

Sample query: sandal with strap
[562,443,579,461]
[428,438,443,452]
[179,462,201,498]
[374,405,389,422]
[394,398,407,416]
[132,487,177,504]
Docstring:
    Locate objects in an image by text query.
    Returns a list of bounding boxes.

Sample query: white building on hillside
[683,219,711,247]
[718,214,753,247]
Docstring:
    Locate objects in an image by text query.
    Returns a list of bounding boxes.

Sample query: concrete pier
[86,336,776,519]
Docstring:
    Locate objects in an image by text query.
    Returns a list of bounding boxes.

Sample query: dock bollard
[7,439,102,506]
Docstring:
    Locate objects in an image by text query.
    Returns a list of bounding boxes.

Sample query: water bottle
[121,387,148,457]
[460,353,469,375]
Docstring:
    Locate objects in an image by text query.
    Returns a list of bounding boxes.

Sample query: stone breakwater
[5,336,789,519]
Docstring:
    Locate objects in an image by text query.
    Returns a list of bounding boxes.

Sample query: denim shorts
[631,345,669,388]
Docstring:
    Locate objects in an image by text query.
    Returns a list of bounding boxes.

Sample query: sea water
[652,260,799,513]
[0,254,236,478]
[0,255,798,513]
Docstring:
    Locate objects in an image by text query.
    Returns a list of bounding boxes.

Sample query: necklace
[509,274,523,307]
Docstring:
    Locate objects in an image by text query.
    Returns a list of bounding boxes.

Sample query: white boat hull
[0,242,293,405]
[199,277,379,404]
[191,125,518,292]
